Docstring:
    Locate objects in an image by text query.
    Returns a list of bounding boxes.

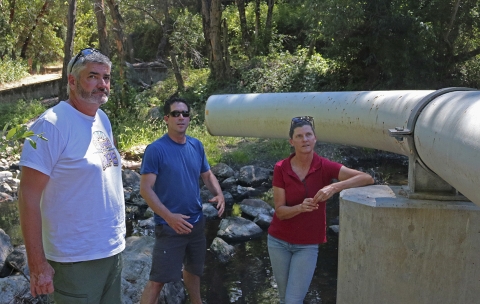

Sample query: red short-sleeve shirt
[268,153,342,244]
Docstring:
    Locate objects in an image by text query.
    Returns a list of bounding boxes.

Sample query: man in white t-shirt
[18,48,125,303]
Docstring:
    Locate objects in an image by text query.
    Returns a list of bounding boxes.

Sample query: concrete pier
[337,185,480,304]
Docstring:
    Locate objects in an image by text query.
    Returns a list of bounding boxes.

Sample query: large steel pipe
[205,90,480,206]
[414,90,480,206]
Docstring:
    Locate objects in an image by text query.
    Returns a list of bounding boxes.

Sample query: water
[0,150,408,304]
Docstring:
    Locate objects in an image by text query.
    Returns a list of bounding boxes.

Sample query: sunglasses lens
[170,111,190,117]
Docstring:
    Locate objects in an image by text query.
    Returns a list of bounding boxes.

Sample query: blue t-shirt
[140,134,210,225]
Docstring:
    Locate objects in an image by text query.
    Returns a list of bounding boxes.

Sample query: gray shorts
[149,216,206,283]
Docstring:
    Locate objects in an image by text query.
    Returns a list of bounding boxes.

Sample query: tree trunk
[235,0,250,58]
[222,18,230,77]
[8,0,16,24]
[105,0,127,81]
[20,0,51,59]
[254,0,261,53]
[170,51,185,92]
[59,0,76,102]
[264,0,274,49]
[156,0,171,61]
[94,0,109,56]
[200,0,228,82]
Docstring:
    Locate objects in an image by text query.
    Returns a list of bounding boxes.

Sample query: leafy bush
[236,48,332,93]
[0,58,30,84]
[0,99,47,127]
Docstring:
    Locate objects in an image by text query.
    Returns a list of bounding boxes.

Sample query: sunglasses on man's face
[291,116,315,129]
[70,48,102,73]
[168,110,190,118]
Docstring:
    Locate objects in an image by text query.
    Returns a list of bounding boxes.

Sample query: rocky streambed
[0,143,408,304]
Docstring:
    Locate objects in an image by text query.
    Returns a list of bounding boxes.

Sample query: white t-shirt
[19,101,125,262]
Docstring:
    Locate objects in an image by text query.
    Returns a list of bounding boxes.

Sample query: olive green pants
[48,254,122,304]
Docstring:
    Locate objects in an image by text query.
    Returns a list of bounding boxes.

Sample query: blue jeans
[267,234,319,304]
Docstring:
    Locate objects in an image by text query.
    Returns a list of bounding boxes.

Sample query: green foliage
[1,123,47,154]
[236,49,331,93]
[0,58,29,84]
[0,99,47,127]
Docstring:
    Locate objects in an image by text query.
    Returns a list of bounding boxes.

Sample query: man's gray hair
[66,50,112,96]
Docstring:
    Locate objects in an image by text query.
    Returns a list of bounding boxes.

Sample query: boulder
[253,213,273,228]
[238,165,271,187]
[217,217,263,242]
[210,237,235,263]
[121,236,186,304]
[122,169,141,188]
[0,192,13,203]
[0,229,13,269]
[0,245,27,278]
[238,198,274,218]
[211,163,235,180]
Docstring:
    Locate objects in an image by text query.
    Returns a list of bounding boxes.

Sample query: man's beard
[76,83,109,105]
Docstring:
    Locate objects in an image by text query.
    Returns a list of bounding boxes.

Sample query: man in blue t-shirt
[139,97,225,304]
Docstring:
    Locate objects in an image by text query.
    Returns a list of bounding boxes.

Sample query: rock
[0,192,13,203]
[138,217,155,230]
[146,106,162,120]
[121,236,186,304]
[238,199,274,218]
[125,204,141,221]
[253,213,273,228]
[203,203,220,220]
[0,246,27,278]
[122,169,141,188]
[211,163,235,180]
[122,160,142,171]
[0,275,32,304]
[238,165,271,187]
[231,185,262,200]
[210,237,235,263]
[121,236,155,303]
[0,183,12,193]
[223,191,235,207]
[0,229,13,269]
[0,171,13,182]
[158,281,186,304]
[217,216,264,242]
[221,176,237,189]
[200,189,233,207]
[329,225,339,234]
[144,207,155,218]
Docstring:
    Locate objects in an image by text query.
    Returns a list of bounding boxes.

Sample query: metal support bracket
[389,87,476,201]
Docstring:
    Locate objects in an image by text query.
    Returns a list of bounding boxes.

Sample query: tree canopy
[1,0,480,90]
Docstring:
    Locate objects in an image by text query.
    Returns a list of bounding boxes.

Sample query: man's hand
[29,260,55,297]
[166,214,193,234]
[209,194,225,217]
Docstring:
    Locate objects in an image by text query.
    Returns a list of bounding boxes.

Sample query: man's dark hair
[163,97,191,116]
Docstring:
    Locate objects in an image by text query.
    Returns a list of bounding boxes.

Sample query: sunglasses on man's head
[168,110,190,118]
[291,116,315,129]
[70,48,102,73]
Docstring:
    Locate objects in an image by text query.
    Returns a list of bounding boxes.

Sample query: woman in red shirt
[267,116,374,304]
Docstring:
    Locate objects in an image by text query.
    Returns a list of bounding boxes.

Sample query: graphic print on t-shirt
[92,131,119,170]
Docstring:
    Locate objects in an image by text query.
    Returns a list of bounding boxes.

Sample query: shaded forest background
[1,0,480,151]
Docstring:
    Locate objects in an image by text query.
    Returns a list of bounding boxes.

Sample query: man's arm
[200,170,225,217]
[139,173,194,234]
[18,166,55,297]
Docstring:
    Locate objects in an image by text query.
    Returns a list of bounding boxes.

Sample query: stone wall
[0,77,61,103]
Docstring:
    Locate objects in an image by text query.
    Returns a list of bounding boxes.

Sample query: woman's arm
[313,166,374,204]
[273,186,319,220]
